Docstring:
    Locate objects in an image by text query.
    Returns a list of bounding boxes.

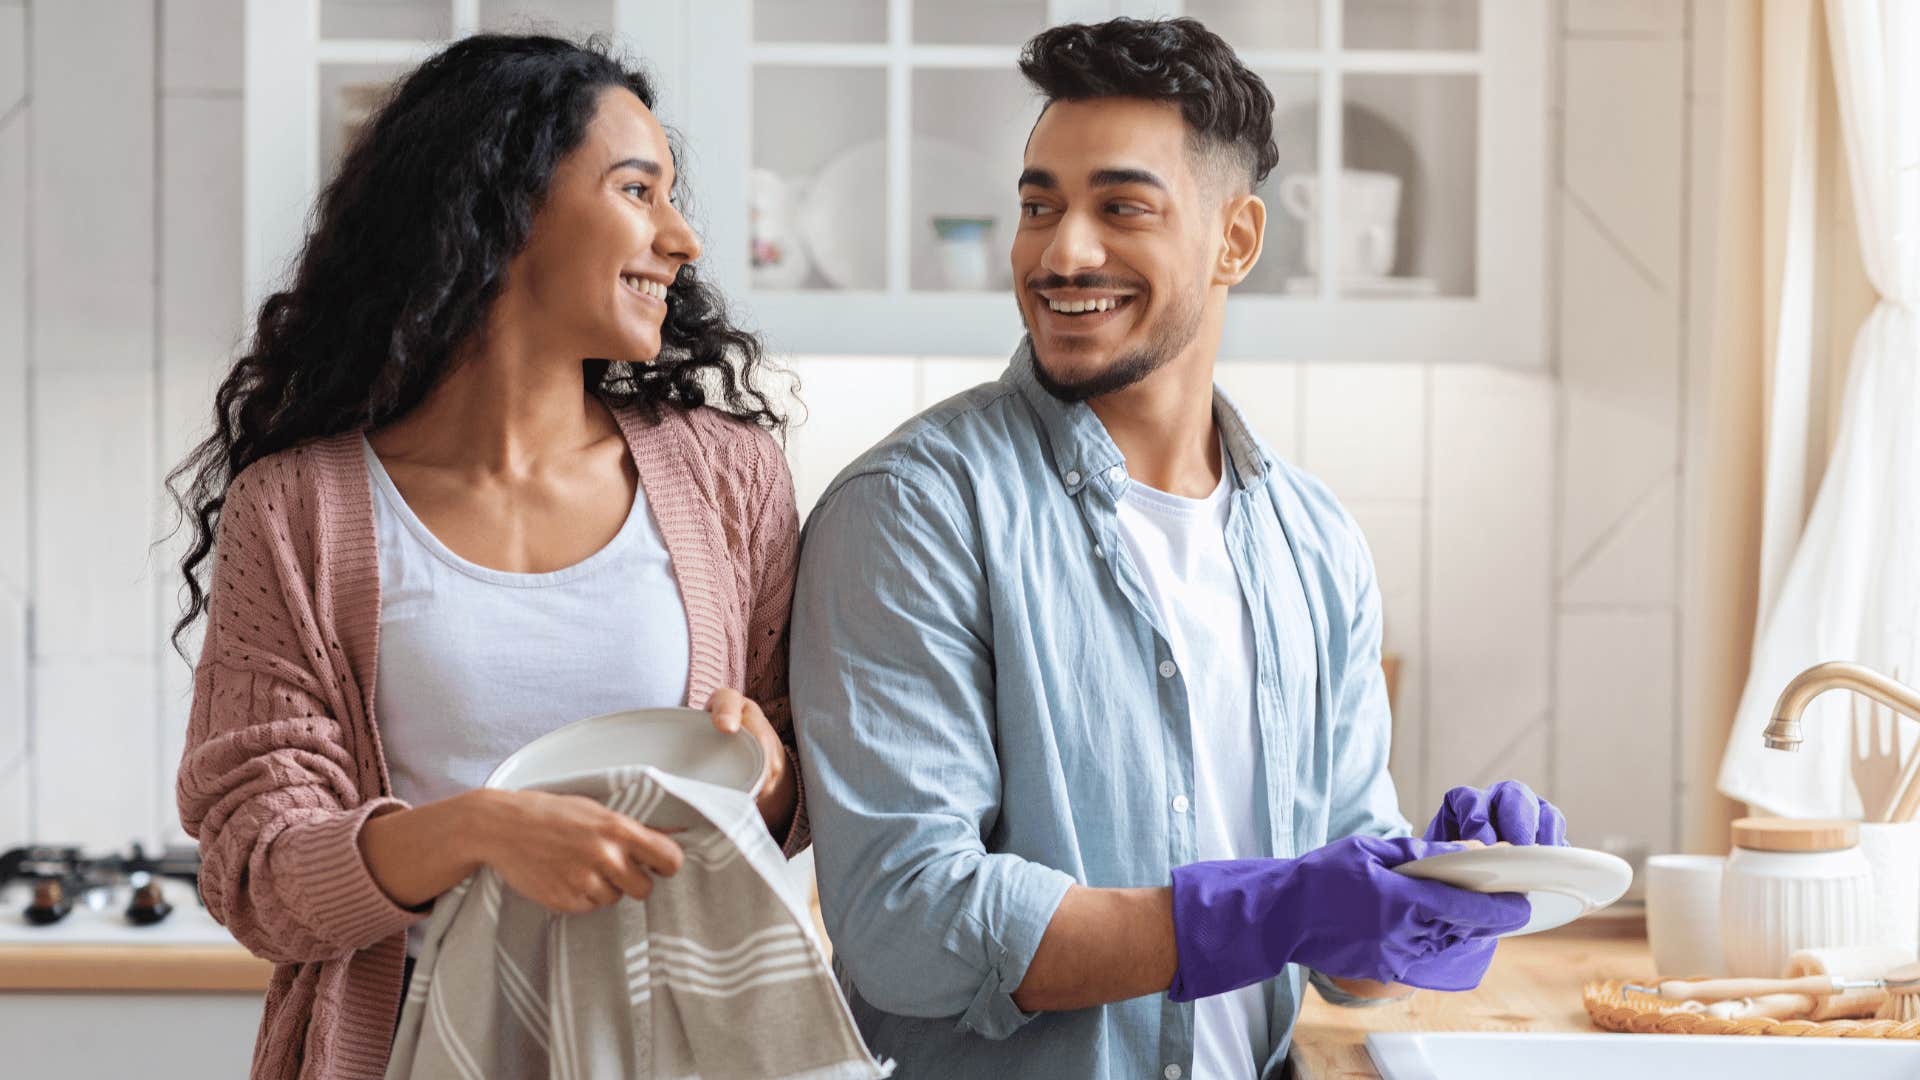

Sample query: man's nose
[1039,210,1104,280]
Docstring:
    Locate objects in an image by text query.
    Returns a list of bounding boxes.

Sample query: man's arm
[1010,886,1177,1012]
[792,470,1075,1039]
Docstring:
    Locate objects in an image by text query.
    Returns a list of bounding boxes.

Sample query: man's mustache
[1025,273,1143,293]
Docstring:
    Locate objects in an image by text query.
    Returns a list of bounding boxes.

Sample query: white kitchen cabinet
[245,0,1546,365]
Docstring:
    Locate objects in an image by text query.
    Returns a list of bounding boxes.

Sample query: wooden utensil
[1630,962,1920,1003]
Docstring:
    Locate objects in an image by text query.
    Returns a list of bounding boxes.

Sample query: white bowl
[483,707,765,796]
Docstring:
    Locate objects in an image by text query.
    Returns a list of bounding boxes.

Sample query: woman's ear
[1214,192,1266,287]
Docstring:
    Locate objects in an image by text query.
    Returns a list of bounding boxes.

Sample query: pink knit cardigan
[176,402,805,1079]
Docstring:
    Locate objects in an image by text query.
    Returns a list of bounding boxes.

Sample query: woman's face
[506,87,701,365]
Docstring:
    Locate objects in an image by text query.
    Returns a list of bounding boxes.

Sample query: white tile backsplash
[1560,387,1678,579]
[30,0,156,373]
[0,4,24,116]
[1300,364,1426,503]
[30,373,159,659]
[0,116,26,594]
[1553,610,1677,850]
[1565,0,1685,37]
[34,657,160,849]
[0,592,25,771]
[1425,366,1554,800]
[161,0,242,94]
[1560,474,1679,608]
[1562,38,1685,289]
[1560,194,1680,411]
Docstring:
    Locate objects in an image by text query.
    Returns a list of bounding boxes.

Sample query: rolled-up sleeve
[791,470,1075,1039]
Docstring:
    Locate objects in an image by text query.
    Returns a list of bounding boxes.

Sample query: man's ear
[1214,192,1266,287]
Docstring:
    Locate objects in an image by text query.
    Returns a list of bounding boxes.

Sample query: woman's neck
[367,326,615,475]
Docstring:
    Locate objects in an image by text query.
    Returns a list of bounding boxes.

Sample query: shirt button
[1093,543,1104,558]
[1172,795,1190,814]
[1158,659,1177,678]
[1064,469,1082,487]
[1165,1065,1184,1080]
[1107,465,1126,482]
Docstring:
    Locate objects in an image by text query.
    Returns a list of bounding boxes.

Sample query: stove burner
[126,879,173,926]
[25,879,72,925]
[1,842,202,927]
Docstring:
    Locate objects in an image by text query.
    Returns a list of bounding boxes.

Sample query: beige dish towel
[386,767,892,1080]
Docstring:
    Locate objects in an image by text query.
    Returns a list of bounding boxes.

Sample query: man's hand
[1168,836,1530,1002]
[1423,779,1567,847]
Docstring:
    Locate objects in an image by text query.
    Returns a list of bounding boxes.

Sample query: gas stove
[0,844,241,947]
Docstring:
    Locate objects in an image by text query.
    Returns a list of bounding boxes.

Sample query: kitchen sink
[1366,1032,1920,1080]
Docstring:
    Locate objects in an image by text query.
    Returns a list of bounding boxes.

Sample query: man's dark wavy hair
[1019,17,1280,190]
[166,33,786,655]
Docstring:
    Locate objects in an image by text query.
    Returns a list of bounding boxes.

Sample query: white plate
[797,136,1008,291]
[483,707,765,796]
[1393,845,1633,937]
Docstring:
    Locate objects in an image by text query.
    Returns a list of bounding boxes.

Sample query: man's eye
[1021,202,1056,219]
[1108,203,1146,217]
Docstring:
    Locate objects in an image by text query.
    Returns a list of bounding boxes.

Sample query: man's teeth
[1047,297,1121,314]
[622,275,668,301]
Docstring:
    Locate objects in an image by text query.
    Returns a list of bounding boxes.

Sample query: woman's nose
[660,202,702,265]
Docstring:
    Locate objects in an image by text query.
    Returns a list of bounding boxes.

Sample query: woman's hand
[465,787,685,914]
[707,688,797,838]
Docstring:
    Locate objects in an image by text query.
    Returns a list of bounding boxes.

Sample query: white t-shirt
[1115,456,1268,1080]
[363,436,691,954]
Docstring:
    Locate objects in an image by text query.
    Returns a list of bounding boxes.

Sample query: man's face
[1011,97,1218,401]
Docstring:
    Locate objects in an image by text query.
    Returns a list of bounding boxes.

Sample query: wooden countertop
[0,943,272,992]
[1288,912,1653,1080]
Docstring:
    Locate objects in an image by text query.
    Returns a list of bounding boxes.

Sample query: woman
[168,35,803,1078]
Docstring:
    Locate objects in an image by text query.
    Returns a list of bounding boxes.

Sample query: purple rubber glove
[1168,835,1531,1001]
[1423,779,1568,847]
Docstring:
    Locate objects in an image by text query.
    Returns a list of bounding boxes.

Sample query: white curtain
[1718,0,1920,818]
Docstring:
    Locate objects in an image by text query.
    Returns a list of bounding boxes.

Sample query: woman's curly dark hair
[166,33,786,655]
[1019,17,1279,189]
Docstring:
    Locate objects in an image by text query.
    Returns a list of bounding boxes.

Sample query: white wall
[0,0,1714,857]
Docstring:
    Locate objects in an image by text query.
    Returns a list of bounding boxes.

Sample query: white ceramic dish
[1393,845,1633,937]
[483,707,765,796]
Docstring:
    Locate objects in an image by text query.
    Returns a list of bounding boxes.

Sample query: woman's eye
[624,183,651,201]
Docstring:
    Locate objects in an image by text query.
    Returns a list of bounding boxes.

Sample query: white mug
[1644,854,1725,978]
[1276,168,1402,277]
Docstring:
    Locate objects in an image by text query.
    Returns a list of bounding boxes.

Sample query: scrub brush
[1876,976,1920,1022]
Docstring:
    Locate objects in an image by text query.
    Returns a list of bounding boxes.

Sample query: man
[791,17,1568,1079]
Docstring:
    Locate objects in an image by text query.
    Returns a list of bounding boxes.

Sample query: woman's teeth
[1047,297,1122,314]
[622,275,667,301]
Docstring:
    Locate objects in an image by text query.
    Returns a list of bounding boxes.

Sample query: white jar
[1719,817,1875,977]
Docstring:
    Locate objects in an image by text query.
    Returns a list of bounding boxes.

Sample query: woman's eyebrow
[606,157,663,178]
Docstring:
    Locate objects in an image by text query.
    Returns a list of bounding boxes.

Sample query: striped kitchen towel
[385,768,891,1080]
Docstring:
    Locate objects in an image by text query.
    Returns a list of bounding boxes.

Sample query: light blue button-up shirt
[790,342,1411,1079]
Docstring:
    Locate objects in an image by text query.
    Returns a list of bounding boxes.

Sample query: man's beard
[1024,287,1204,404]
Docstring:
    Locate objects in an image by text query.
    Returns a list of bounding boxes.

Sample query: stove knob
[126,881,174,926]
[25,880,73,925]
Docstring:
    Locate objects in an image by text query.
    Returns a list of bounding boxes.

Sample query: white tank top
[363,430,691,821]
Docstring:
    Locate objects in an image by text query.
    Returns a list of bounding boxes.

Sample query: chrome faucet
[1762,661,1920,751]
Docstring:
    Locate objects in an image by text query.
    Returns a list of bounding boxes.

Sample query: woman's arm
[360,787,683,912]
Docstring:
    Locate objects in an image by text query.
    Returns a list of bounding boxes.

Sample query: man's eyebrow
[1017,168,1057,190]
[1089,167,1167,191]
[607,157,664,178]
